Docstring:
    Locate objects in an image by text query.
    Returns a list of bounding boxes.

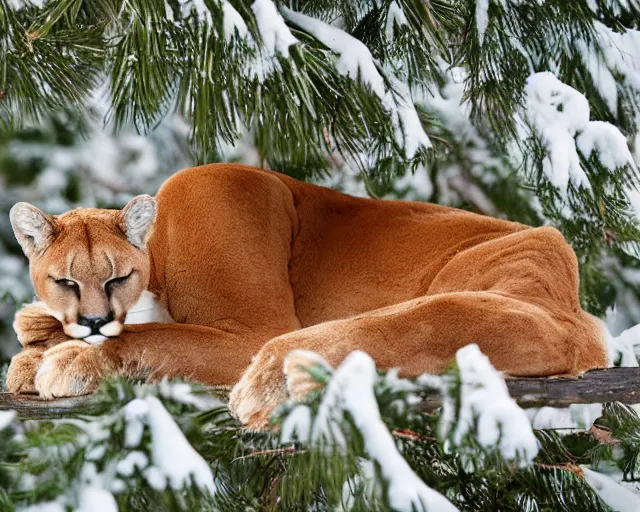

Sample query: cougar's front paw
[229,348,289,431]
[14,302,66,347]
[6,348,44,394]
[35,341,114,399]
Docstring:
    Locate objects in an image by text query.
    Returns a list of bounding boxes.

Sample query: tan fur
[6,164,609,429]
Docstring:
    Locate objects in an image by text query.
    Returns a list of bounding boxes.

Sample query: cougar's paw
[13,302,65,347]
[229,348,289,431]
[283,350,332,402]
[35,341,113,399]
[6,349,44,394]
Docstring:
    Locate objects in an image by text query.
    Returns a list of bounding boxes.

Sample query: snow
[583,467,640,512]
[524,72,591,196]
[576,121,635,171]
[6,0,44,10]
[626,186,640,221]
[384,79,433,158]
[282,7,385,98]
[0,410,16,431]
[385,2,407,42]
[575,38,618,115]
[85,444,107,461]
[251,0,298,59]
[282,7,431,158]
[116,451,149,476]
[123,398,147,447]
[144,396,216,494]
[339,458,377,510]
[158,379,223,410]
[280,404,312,444]
[593,22,640,92]
[17,502,66,512]
[292,351,458,512]
[77,486,118,512]
[524,71,636,205]
[610,323,640,367]
[337,352,458,512]
[222,1,248,42]
[443,344,539,467]
[476,0,490,44]
[144,466,167,491]
[528,404,602,430]
[177,0,212,25]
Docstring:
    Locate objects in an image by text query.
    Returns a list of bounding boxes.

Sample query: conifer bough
[2,0,640,319]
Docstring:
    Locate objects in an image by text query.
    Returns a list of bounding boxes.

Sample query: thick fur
[7,164,609,428]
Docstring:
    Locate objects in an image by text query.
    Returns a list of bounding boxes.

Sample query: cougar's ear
[119,195,158,250]
[10,202,57,258]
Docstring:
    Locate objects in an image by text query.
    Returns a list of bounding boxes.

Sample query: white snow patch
[611,323,640,367]
[252,0,298,58]
[0,410,16,431]
[281,404,312,444]
[576,121,635,172]
[524,72,591,196]
[144,466,167,491]
[282,7,385,97]
[145,396,216,494]
[222,1,248,42]
[123,398,148,447]
[575,38,618,115]
[6,0,44,10]
[594,22,640,93]
[178,0,212,25]
[529,404,602,430]
[301,351,458,512]
[338,352,458,512]
[339,458,378,510]
[384,78,432,158]
[476,0,490,44]
[385,1,407,42]
[77,486,118,512]
[443,344,539,467]
[583,467,640,512]
[17,502,66,512]
[116,451,149,476]
[282,7,430,157]
[158,379,223,410]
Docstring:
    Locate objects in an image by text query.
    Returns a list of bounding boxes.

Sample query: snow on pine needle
[523,71,639,213]
[576,21,640,116]
[5,380,224,511]
[0,349,634,511]
[582,467,640,512]
[281,6,431,159]
[523,72,593,197]
[437,344,539,468]
[251,0,298,59]
[122,395,216,494]
[280,350,458,512]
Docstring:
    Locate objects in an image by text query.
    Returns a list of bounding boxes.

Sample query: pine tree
[2,0,640,510]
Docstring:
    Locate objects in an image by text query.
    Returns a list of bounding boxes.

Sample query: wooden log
[420,367,640,410]
[0,393,97,420]
[2,368,640,420]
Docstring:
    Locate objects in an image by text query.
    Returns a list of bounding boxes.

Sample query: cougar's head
[10,195,157,343]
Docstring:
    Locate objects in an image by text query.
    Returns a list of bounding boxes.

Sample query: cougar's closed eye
[51,277,80,298]
[105,270,134,296]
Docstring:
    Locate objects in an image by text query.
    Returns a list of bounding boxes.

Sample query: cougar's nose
[78,312,114,335]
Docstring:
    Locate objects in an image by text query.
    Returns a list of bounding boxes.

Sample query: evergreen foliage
[0,354,637,511]
[2,0,640,323]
